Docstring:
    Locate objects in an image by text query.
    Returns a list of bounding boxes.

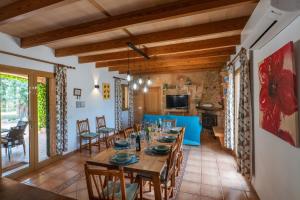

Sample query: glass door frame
[0,64,56,178]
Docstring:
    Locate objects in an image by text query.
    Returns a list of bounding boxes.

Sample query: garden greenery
[0,74,48,129]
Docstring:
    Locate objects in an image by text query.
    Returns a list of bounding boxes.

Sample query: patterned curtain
[114,78,122,131]
[237,48,252,180]
[224,64,235,150]
[55,66,68,154]
[128,84,134,127]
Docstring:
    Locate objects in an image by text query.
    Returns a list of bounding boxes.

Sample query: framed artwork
[73,88,81,99]
[259,42,299,147]
[121,84,129,110]
[102,83,110,100]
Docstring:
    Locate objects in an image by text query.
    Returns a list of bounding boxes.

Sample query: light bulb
[138,78,143,85]
[126,74,131,81]
[147,78,152,85]
[143,86,148,93]
[133,83,138,90]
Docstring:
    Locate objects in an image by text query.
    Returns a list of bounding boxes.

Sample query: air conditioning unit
[241,0,300,49]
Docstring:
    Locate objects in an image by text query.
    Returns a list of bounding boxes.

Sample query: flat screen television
[166,95,189,109]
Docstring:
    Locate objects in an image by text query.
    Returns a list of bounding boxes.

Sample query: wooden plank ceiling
[0,0,258,74]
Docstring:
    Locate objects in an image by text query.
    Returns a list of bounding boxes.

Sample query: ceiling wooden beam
[116,64,223,74]
[128,67,221,75]
[98,55,229,68]
[85,46,235,64]
[21,0,255,47]
[56,16,247,57]
[0,0,78,25]
[94,35,239,66]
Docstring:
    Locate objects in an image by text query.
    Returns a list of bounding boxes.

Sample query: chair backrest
[123,128,134,139]
[96,116,106,130]
[77,119,90,135]
[106,135,116,148]
[165,143,179,180]
[163,119,176,128]
[7,128,25,145]
[85,163,127,200]
[134,124,142,132]
[16,121,28,130]
[179,128,185,146]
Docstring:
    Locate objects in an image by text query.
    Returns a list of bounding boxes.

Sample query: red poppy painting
[259,42,299,147]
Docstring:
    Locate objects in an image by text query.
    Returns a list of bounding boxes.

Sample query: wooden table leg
[89,138,92,155]
[152,174,162,200]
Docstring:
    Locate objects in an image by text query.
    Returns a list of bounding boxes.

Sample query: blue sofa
[143,114,202,146]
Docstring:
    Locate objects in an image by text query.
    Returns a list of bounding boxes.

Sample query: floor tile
[200,184,223,200]
[180,180,201,195]
[14,131,259,200]
[177,192,200,200]
[223,187,247,200]
[202,174,221,186]
[183,172,202,183]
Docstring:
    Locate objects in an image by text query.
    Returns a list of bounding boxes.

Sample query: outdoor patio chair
[1,121,28,161]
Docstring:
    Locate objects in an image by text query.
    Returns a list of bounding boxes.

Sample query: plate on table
[157,136,176,143]
[110,153,138,165]
[115,140,129,147]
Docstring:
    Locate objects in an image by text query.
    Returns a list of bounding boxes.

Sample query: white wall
[0,32,126,153]
[252,16,300,200]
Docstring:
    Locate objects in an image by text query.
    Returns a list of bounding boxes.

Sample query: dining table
[0,177,75,200]
[87,127,182,200]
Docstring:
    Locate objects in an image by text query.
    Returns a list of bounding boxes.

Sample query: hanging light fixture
[138,64,143,85]
[146,60,152,86]
[133,82,138,90]
[138,77,143,85]
[143,85,148,93]
[126,48,131,82]
[147,78,152,86]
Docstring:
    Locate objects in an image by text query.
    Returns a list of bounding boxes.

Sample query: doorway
[0,66,55,176]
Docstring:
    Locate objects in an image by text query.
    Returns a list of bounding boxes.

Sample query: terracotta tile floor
[17,132,259,200]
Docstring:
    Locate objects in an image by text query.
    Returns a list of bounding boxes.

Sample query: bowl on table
[158,135,176,143]
[152,145,170,154]
[114,140,129,147]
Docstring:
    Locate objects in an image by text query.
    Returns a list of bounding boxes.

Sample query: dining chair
[123,127,134,139]
[134,124,142,132]
[85,163,140,200]
[96,115,116,149]
[176,128,185,176]
[77,119,100,155]
[163,119,177,128]
[139,143,179,200]
[106,134,116,149]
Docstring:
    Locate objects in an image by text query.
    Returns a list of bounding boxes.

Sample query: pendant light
[126,48,131,81]
[138,64,143,85]
[146,60,152,86]
[133,82,138,90]
[143,85,148,93]
[147,78,152,86]
[138,77,143,85]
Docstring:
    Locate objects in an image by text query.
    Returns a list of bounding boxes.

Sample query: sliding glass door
[0,72,31,175]
[0,66,55,177]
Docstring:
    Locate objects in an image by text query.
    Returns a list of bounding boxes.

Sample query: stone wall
[144,69,223,115]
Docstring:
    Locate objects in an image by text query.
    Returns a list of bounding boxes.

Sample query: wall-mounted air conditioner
[241,0,300,49]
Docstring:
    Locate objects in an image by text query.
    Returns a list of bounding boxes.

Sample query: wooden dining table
[87,128,182,200]
[0,177,75,200]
